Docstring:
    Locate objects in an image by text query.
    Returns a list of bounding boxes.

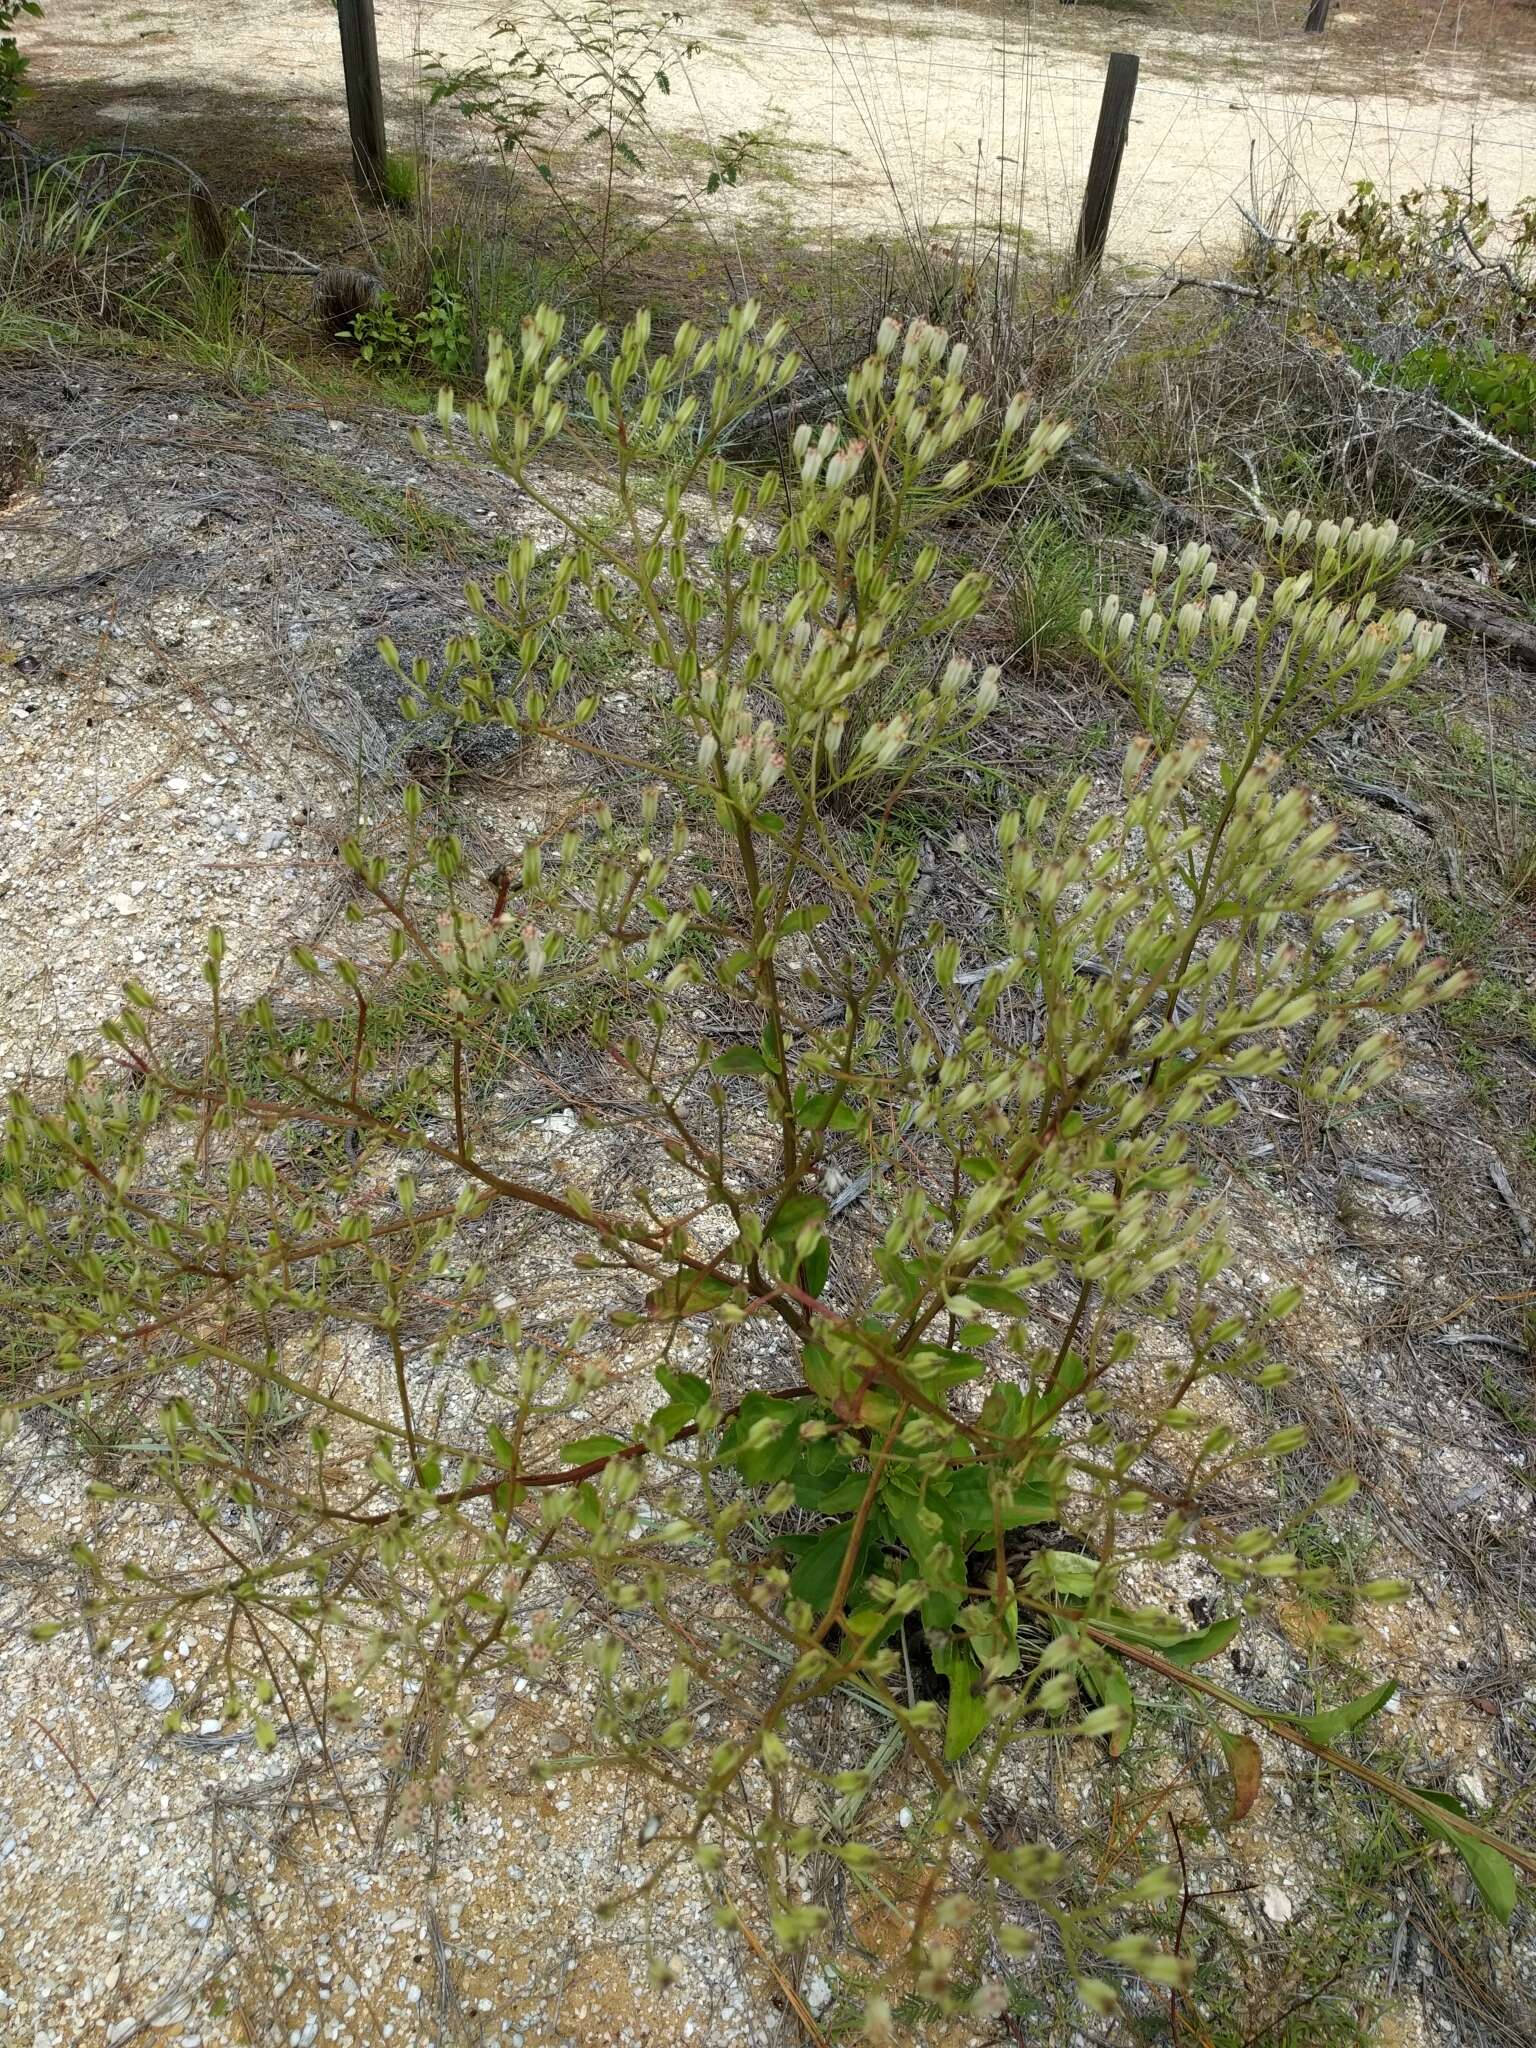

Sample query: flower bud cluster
[689,668,786,805]
[844,318,1068,494]
[1261,508,1415,596]
[1078,519,1445,711]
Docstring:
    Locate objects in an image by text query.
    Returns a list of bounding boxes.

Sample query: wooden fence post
[1304,0,1332,31]
[1075,52,1139,274]
[337,0,388,199]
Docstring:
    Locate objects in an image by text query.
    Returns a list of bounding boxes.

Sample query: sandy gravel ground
[0,359,807,2048]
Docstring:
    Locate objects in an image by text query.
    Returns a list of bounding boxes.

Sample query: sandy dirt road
[25,0,1536,263]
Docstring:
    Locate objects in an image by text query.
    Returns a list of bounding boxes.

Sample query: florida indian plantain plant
[3,303,1526,2031]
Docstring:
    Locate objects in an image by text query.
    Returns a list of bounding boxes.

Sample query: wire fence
[27,0,1534,272]
[657,0,1536,266]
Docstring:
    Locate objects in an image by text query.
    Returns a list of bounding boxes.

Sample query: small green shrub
[1261,179,1536,530]
[423,5,749,305]
[1384,340,1536,445]
[3,304,1524,2031]
[1278,181,1536,348]
[342,265,472,377]
[0,0,42,121]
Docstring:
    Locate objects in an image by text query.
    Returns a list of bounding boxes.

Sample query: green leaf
[1025,1351,1087,1426]
[763,1192,830,1295]
[801,1234,830,1298]
[794,1089,862,1133]
[793,1463,868,1515]
[712,1045,771,1076]
[780,905,830,935]
[560,1434,628,1465]
[655,1364,711,1417]
[800,1341,849,1405]
[1281,1678,1397,1743]
[788,1517,874,1617]
[959,1594,1020,1677]
[941,1465,1054,1536]
[574,1482,603,1533]
[1035,1549,1097,1599]
[961,1280,1035,1316]
[1004,1478,1057,1526]
[645,1269,735,1320]
[873,1247,923,1313]
[979,1380,1028,1438]
[884,1492,967,1623]
[766,1193,826,1244]
[907,1344,988,1391]
[1414,1791,1517,1925]
[718,1394,815,1484]
[944,1658,991,1761]
[1097,1613,1242,1669]
[1159,1615,1242,1668]
[1083,1655,1136,1756]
